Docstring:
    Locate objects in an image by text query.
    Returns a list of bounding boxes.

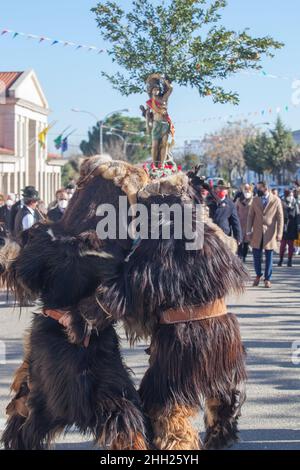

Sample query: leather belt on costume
[160,298,227,325]
[42,308,93,348]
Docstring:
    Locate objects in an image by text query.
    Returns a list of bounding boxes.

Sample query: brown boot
[252,275,262,287]
[264,280,271,288]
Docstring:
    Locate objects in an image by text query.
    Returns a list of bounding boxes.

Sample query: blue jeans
[252,248,273,281]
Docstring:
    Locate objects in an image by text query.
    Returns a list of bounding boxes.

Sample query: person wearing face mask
[47,190,69,223]
[207,180,242,245]
[247,181,284,288]
[0,194,15,234]
[66,183,76,200]
[9,186,37,237]
[236,184,253,262]
[14,188,41,240]
[278,189,300,267]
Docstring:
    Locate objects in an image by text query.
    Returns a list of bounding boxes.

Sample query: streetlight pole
[227,121,270,127]
[106,131,143,160]
[71,108,101,152]
[100,109,129,155]
[106,131,127,158]
[71,108,129,154]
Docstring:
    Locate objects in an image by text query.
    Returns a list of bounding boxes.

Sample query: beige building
[0,69,63,204]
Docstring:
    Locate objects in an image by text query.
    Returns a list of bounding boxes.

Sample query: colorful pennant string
[0,28,106,54]
[1,27,299,81]
[174,103,293,125]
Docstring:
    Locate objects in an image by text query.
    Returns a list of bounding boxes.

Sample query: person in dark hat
[9,186,36,236]
[66,182,76,200]
[14,187,41,240]
[207,180,242,245]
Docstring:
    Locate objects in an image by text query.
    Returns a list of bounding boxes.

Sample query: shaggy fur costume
[93,173,248,449]
[2,161,247,450]
[0,237,20,290]
[2,157,150,450]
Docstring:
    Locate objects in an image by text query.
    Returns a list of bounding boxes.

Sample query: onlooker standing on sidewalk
[47,190,69,222]
[14,187,40,240]
[247,181,284,288]
[294,188,300,255]
[236,184,253,262]
[9,186,36,236]
[207,180,242,245]
[278,189,300,267]
[66,183,76,200]
[0,194,15,234]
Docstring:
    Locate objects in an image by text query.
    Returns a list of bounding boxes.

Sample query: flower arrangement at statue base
[143,160,182,179]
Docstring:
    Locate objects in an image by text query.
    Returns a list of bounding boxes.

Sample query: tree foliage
[175,153,200,171]
[244,118,299,183]
[92,0,283,103]
[61,155,81,187]
[201,121,255,182]
[244,132,271,178]
[267,117,298,181]
[80,113,151,162]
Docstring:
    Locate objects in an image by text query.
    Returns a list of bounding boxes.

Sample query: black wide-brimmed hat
[22,186,39,200]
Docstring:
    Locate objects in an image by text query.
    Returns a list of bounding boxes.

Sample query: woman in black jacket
[278,189,300,267]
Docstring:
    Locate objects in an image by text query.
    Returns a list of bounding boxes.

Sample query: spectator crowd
[204,179,300,288]
[0,176,299,290]
[0,183,75,243]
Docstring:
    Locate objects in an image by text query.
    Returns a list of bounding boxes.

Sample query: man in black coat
[47,190,69,223]
[9,186,37,236]
[14,187,40,241]
[0,197,13,233]
[207,180,242,244]
[278,189,300,267]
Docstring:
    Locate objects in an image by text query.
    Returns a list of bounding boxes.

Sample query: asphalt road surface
[0,255,299,450]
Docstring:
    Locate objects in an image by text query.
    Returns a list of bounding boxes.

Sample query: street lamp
[106,131,127,158]
[253,122,270,127]
[227,121,270,127]
[106,131,143,159]
[71,108,129,154]
[100,109,129,155]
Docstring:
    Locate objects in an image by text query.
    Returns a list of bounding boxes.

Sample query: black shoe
[287,258,292,267]
[277,258,283,267]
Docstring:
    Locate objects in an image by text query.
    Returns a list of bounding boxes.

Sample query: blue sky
[1,0,300,152]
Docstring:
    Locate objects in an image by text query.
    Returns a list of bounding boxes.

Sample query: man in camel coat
[247,181,284,288]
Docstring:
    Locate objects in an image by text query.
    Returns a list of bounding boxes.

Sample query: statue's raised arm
[162,78,173,102]
[140,74,175,164]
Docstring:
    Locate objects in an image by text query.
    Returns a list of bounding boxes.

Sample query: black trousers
[238,242,249,260]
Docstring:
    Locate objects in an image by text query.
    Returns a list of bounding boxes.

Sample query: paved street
[0,255,299,450]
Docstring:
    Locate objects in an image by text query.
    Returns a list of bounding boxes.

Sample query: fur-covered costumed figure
[1,156,150,451]
[1,156,248,450]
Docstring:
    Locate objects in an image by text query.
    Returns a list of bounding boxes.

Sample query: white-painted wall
[0,70,62,204]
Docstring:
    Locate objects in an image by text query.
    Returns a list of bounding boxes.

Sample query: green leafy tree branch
[92,0,283,103]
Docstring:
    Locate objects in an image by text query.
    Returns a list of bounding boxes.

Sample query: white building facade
[0,70,63,204]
